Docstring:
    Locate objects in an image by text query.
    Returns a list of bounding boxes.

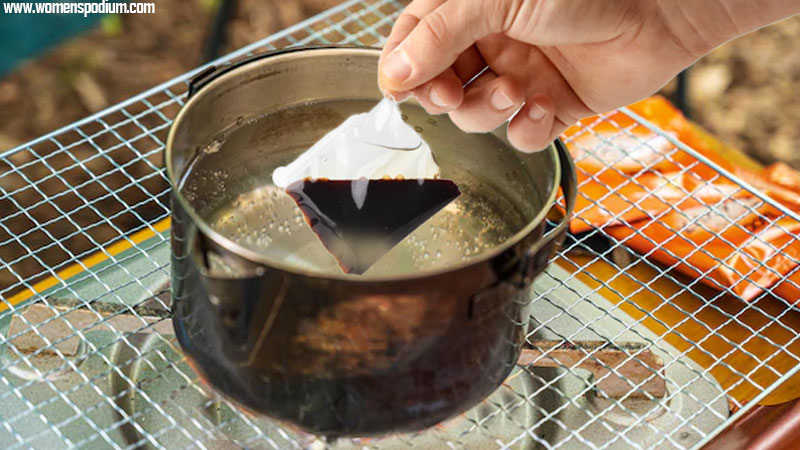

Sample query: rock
[769,129,796,164]
[72,72,108,113]
[689,64,732,102]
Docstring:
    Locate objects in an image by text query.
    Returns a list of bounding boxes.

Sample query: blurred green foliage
[100,14,124,37]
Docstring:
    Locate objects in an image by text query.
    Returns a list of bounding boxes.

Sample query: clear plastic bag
[272,98,440,187]
[272,99,460,274]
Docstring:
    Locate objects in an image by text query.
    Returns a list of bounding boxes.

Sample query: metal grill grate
[3,0,800,448]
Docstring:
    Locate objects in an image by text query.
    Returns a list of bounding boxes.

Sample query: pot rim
[166,46,563,282]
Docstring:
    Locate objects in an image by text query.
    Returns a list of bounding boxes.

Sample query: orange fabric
[570,170,745,233]
[763,163,800,190]
[771,270,800,304]
[566,95,800,303]
[607,201,800,301]
[736,165,800,212]
[564,96,736,233]
[564,96,732,175]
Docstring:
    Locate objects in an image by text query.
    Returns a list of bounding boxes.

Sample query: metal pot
[166,47,576,437]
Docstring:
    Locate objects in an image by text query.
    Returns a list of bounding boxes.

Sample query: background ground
[0,0,798,166]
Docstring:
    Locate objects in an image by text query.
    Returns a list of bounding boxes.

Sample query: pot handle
[194,230,254,278]
[192,230,290,366]
[521,139,577,283]
[187,65,218,99]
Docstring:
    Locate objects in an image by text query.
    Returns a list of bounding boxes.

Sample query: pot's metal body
[166,47,577,436]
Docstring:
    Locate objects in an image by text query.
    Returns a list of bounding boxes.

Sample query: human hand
[378,0,798,151]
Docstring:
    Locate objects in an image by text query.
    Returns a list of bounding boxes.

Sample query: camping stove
[0,250,727,449]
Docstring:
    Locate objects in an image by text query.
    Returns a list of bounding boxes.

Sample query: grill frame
[2,0,800,448]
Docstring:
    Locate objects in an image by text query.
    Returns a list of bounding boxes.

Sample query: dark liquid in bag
[286,178,461,274]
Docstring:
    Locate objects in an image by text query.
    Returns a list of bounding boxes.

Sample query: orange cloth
[606,200,800,301]
[565,96,800,303]
[564,96,735,233]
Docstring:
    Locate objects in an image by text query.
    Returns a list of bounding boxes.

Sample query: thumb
[379,0,512,92]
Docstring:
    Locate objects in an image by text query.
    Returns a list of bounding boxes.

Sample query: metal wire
[2,0,800,448]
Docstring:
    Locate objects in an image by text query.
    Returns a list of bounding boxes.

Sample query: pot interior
[169,48,559,278]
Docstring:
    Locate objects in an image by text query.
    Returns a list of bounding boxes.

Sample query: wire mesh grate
[2,0,800,448]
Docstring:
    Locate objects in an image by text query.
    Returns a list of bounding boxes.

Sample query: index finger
[379,0,510,92]
[381,0,447,57]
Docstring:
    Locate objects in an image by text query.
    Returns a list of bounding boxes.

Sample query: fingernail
[381,49,412,83]
[429,86,448,108]
[490,88,514,111]
[528,102,547,121]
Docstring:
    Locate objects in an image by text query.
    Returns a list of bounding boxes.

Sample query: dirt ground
[1,0,798,165]
[684,17,800,167]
